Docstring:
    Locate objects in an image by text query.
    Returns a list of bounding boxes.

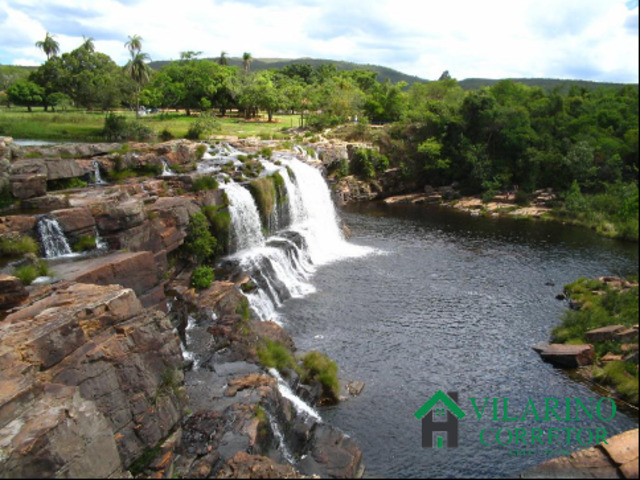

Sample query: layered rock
[0,282,185,477]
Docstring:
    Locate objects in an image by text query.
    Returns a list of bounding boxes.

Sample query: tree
[124,34,143,57]
[80,35,95,53]
[35,32,60,60]
[218,51,228,66]
[124,35,151,117]
[242,52,253,73]
[7,81,44,111]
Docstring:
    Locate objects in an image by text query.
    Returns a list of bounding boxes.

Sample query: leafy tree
[242,52,253,73]
[218,51,229,66]
[7,81,44,111]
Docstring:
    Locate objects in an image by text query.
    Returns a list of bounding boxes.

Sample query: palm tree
[80,35,95,53]
[218,51,228,66]
[125,52,151,117]
[35,32,60,60]
[125,34,143,57]
[242,52,253,73]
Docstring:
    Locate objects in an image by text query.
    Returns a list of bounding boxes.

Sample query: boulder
[94,197,146,232]
[45,158,89,180]
[19,194,71,210]
[614,328,638,343]
[0,215,36,237]
[0,274,28,309]
[216,452,302,478]
[9,158,47,176]
[536,344,595,368]
[10,173,47,200]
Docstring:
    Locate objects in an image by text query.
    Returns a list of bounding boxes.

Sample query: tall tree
[218,51,228,66]
[80,35,95,53]
[242,52,253,73]
[125,34,143,57]
[35,32,60,60]
[125,52,152,116]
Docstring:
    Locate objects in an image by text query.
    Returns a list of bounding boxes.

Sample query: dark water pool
[280,203,638,478]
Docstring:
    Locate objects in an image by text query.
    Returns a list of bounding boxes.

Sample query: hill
[148,57,427,85]
[457,77,634,91]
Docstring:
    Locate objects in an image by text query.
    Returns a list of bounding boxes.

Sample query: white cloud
[0,0,637,82]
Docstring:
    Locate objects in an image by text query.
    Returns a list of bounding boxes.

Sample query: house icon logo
[415,390,465,448]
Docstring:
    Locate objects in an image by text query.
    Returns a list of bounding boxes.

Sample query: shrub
[192,175,218,192]
[0,235,39,256]
[72,235,96,252]
[47,177,88,191]
[191,265,214,290]
[258,339,297,373]
[300,351,340,399]
[13,260,50,285]
[159,128,174,141]
[259,147,273,159]
[351,148,376,180]
[102,113,154,142]
[184,211,217,264]
[195,144,208,159]
[202,205,231,255]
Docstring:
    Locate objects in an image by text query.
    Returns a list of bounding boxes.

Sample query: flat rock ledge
[533,343,595,368]
[521,428,639,478]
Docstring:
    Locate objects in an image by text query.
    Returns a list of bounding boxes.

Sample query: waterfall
[37,217,73,258]
[94,228,108,250]
[161,159,175,176]
[92,160,106,185]
[224,182,265,251]
[266,411,296,465]
[269,368,322,422]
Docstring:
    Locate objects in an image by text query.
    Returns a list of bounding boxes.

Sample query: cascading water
[37,217,73,258]
[161,159,176,176]
[92,160,106,185]
[219,148,376,324]
[269,368,321,422]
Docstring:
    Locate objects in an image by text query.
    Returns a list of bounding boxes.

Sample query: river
[279,202,638,478]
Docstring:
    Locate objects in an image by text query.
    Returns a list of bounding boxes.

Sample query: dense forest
[1,35,638,240]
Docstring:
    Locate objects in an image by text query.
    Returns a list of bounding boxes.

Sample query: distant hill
[457,77,635,92]
[148,57,428,85]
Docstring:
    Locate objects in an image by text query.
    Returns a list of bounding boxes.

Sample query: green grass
[257,339,298,373]
[0,107,296,142]
[72,235,96,252]
[593,361,639,405]
[0,235,39,257]
[13,260,50,285]
[300,351,340,399]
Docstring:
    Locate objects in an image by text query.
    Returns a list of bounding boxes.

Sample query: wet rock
[51,207,96,240]
[297,423,365,478]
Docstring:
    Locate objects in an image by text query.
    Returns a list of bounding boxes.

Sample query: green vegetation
[184,211,217,264]
[202,205,231,255]
[552,276,638,405]
[192,175,218,191]
[0,235,39,257]
[128,445,162,478]
[300,351,340,399]
[13,260,50,285]
[102,113,154,141]
[257,339,298,372]
[351,148,389,180]
[47,177,88,191]
[72,235,96,252]
[248,173,287,228]
[191,265,215,290]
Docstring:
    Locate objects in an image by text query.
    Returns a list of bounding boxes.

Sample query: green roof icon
[414,390,466,420]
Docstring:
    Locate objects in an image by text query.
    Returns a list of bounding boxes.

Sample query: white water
[92,160,107,185]
[161,159,176,176]
[37,217,74,258]
[266,411,296,465]
[218,151,376,323]
[269,368,321,422]
[224,182,265,251]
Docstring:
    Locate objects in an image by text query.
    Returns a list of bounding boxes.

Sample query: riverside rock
[533,343,595,368]
[0,274,28,309]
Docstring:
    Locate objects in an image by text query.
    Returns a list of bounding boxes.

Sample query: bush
[301,351,340,399]
[159,128,174,141]
[351,148,376,180]
[185,114,220,140]
[47,177,88,191]
[192,175,218,192]
[0,235,39,256]
[102,113,154,142]
[202,205,231,255]
[258,339,297,373]
[191,265,215,290]
[13,260,50,285]
[184,211,217,264]
[72,235,96,252]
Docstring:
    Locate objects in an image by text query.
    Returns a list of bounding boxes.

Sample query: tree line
[2,33,638,239]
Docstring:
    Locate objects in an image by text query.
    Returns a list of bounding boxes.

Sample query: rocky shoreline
[1,136,364,478]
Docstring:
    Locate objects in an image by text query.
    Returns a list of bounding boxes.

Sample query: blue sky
[0,0,638,83]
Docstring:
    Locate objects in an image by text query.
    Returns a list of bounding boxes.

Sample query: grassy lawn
[0,107,298,142]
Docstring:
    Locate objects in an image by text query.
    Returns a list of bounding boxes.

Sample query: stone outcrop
[521,428,639,478]
[533,343,595,368]
[0,282,185,477]
[0,275,28,309]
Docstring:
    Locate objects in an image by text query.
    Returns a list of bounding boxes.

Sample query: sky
[0,0,638,83]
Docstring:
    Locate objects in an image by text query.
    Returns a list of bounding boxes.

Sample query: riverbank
[0,137,365,477]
